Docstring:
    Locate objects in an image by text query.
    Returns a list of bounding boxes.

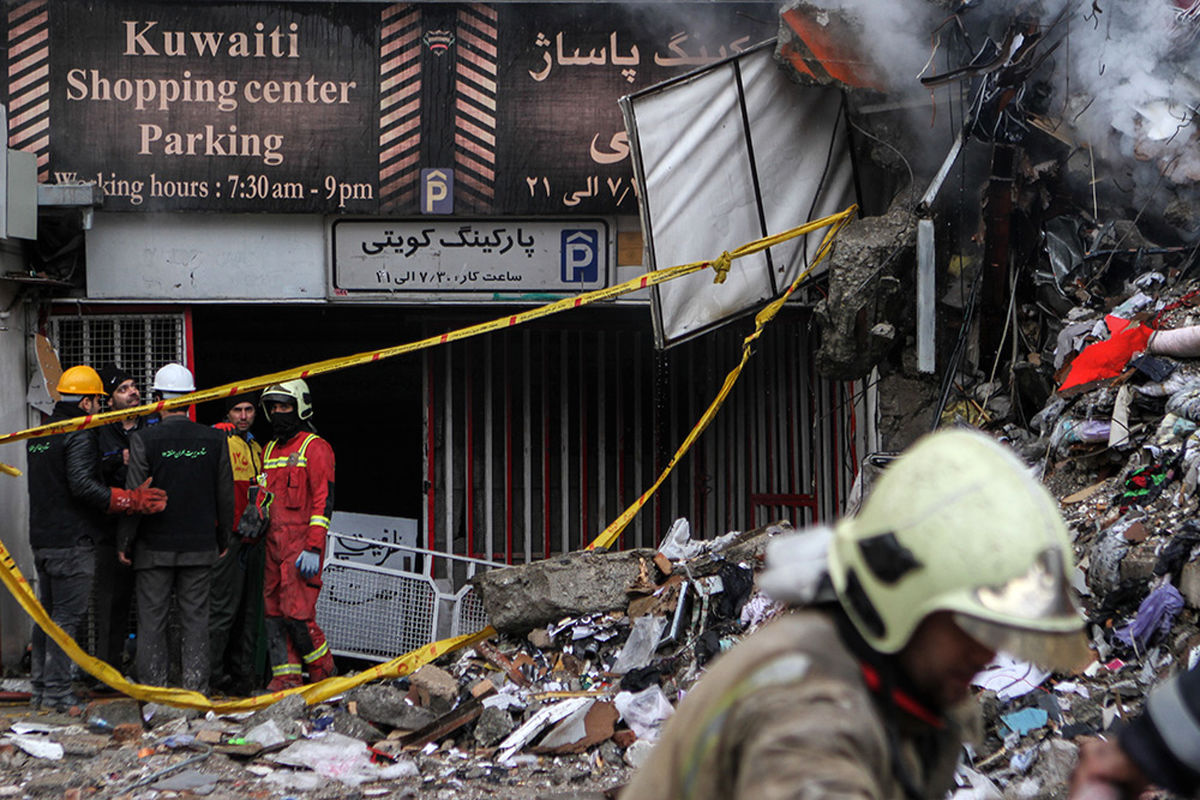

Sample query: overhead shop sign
[330,218,611,299]
[14,1,776,214]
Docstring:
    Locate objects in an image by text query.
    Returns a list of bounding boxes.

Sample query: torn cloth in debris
[1059,321,1154,392]
[1115,581,1184,651]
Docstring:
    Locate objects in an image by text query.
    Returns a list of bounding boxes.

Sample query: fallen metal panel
[621,40,856,349]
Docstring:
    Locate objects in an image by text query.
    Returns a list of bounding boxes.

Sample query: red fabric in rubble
[1059,321,1153,391]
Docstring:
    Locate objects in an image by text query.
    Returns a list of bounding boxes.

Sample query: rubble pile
[0,522,791,799]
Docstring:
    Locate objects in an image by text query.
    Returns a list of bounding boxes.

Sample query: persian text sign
[45,1,378,212]
[330,218,612,296]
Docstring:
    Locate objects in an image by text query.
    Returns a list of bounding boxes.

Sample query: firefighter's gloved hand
[108,479,168,515]
[213,422,235,433]
[295,550,321,578]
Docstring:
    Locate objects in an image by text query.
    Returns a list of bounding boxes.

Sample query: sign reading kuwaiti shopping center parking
[14,1,775,214]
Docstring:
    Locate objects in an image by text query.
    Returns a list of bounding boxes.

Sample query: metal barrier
[316,531,497,662]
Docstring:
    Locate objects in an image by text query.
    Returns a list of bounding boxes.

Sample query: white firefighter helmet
[151,363,195,397]
[827,428,1089,671]
[260,378,313,420]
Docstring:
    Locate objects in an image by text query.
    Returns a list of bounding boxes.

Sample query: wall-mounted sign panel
[9,1,777,214]
[330,218,612,299]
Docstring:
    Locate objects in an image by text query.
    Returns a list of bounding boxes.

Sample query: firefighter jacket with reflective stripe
[261,431,334,556]
[222,429,262,525]
[27,402,112,549]
[622,611,968,800]
[119,415,234,556]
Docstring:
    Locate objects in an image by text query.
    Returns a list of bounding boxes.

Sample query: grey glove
[295,550,321,579]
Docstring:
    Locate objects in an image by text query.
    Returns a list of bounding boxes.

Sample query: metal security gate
[422,313,871,565]
[46,311,190,403]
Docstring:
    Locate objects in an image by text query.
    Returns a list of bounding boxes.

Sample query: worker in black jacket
[92,362,150,674]
[119,364,233,694]
[1072,665,1200,798]
[26,365,167,712]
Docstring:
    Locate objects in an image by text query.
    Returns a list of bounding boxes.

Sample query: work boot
[306,659,336,684]
[265,674,303,693]
[47,693,87,715]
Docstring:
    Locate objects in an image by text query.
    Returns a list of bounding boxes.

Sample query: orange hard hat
[56,365,106,396]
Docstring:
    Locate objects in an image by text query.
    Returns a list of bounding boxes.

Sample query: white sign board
[327,510,418,572]
[620,41,855,348]
[330,218,612,299]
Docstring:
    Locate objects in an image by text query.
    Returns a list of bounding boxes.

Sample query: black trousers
[135,564,211,692]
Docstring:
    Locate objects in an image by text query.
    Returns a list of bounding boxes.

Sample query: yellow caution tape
[0,207,856,710]
[586,209,855,551]
[0,531,495,711]
[0,463,20,477]
[0,207,856,464]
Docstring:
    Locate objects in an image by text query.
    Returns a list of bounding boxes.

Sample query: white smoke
[804,0,1200,191]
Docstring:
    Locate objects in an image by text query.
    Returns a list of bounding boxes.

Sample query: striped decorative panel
[7,0,49,181]
[453,4,497,212]
[379,4,422,211]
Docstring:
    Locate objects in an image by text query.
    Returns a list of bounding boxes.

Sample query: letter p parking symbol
[561,230,599,283]
[421,169,453,214]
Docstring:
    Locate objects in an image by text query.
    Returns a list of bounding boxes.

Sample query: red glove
[108,478,168,515]
[213,422,235,432]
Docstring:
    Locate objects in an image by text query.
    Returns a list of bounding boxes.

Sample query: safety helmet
[828,428,1089,671]
[260,379,313,420]
[56,365,106,396]
[152,363,196,396]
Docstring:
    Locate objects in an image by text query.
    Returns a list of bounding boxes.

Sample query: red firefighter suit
[260,430,336,689]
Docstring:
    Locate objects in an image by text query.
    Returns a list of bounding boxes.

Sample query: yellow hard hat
[828,428,1090,672]
[56,365,106,396]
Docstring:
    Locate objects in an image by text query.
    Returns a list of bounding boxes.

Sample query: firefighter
[258,379,336,691]
[26,365,167,711]
[209,394,266,695]
[623,429,1090,800]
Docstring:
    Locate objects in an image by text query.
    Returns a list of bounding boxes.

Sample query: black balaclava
[270,410,303,442]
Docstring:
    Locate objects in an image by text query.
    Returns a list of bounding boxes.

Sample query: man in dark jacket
[93,363,148,673]
[26,365,167,712]
[1072,666,1200,798]
[119,363,233,694]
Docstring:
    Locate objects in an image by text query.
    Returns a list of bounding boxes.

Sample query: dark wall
[190,305,425,519]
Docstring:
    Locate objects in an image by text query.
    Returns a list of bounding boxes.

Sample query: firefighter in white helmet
[624,428,1090,800]
[256,379,337,690]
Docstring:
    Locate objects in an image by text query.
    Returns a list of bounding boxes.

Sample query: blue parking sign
[561,229,599,283]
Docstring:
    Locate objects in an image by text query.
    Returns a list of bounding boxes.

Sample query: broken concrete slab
[474,705,514,747]
[344,683,438,732]
[473,548,659,633]
[410,665,459,714]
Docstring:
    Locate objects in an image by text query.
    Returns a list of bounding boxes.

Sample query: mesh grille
[48,314,186,404]
[454,587,488,637]
[316,563,438,661]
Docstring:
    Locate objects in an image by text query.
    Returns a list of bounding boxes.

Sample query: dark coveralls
[119,416,232,692]
[261,430,335,688]
[25,401,111,708]
[94,416,148,671]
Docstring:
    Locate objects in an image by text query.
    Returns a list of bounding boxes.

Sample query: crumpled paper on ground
[270,732,419,787]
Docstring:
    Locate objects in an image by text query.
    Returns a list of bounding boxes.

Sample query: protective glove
[295,549,321,579]
[108,478,168,515]
[213,422,235,433]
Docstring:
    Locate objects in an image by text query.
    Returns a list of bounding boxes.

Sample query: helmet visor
[954,613,1092,673]
[955,547,1091,672]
